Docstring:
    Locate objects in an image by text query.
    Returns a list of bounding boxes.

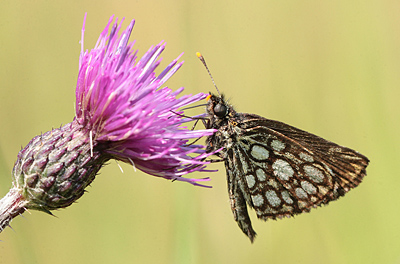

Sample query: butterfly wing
[242,114,368,192]
[220,113,368,241]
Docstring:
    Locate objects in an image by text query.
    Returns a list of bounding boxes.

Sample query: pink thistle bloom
[76,15,215,184]
[0,15,217,232]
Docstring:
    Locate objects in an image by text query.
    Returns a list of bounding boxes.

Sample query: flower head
[0,15,217,232]
[76,15,216,185]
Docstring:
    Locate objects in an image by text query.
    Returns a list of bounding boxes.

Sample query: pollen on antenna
[196,52,202,58]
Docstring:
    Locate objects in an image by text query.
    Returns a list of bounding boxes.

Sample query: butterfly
[197,52,369,243]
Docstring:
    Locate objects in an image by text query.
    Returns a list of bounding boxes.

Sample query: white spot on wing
[299,152,314,162]
[281,191,293,204]
[301,181,317,194]
[304,165,325,183]
[295,188,308,199]
[271,139,285,152]
[246,174,256,188]
[265,190,281,207]
[255,168,266,181]
[252,194,264,207]
[272,159,294,181]
[250,145,269,161]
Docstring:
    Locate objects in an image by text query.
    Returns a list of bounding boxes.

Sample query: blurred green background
[0,1,398,264]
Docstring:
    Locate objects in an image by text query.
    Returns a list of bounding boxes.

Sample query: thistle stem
[0,188,27,233]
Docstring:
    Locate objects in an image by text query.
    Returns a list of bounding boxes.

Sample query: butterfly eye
[214,103,227,118]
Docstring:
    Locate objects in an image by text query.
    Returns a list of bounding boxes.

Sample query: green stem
[0,188,27,233]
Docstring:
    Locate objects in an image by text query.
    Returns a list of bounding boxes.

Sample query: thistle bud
[12,121,108,213]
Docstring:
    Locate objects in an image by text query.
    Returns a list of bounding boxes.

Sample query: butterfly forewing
[205,94,369,243]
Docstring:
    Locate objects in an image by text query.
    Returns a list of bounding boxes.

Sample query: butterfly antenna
[196,52,221,96]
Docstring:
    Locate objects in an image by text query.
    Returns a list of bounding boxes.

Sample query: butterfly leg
[185,120,208,146]
[206,158,224,163]
[190,118,200,130]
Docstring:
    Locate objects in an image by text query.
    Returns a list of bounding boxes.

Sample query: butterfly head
[206,93,235,120]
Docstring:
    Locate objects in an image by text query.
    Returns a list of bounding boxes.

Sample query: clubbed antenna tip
[196,52,221,96]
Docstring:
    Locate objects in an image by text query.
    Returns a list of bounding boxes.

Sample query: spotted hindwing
[205,94,369,243]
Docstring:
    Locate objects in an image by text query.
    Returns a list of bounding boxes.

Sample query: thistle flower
[0,15,216,232]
